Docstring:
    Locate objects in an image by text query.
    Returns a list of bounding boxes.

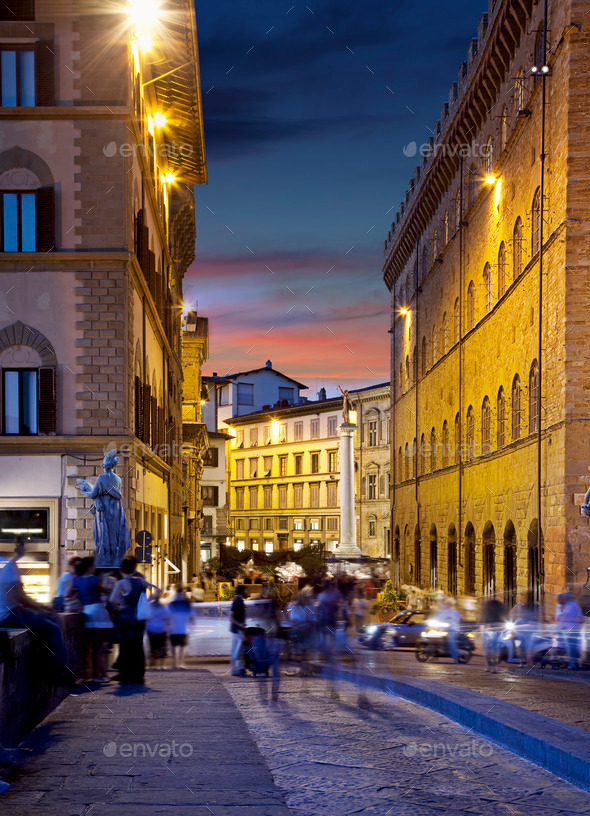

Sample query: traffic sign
[135,530,153,563]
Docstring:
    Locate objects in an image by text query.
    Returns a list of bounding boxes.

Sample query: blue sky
[186,0,484,397]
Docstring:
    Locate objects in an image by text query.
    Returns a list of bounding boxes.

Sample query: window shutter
[38,366,56,434]
[141,227,150,279]
[134,376,143,439]
[135,209,143,257]
[148,250,156,299]
[151,394,158,447]
[37,185,55,251]
[142,383,151,445]
[35,40,55,105]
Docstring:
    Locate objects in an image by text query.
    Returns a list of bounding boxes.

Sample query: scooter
[415,622,476,663]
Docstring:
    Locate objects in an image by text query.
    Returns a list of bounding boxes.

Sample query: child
[145,594,171,670]
[168,587,194,669]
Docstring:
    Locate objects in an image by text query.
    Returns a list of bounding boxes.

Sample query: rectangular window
[218,384,229,405]
[263,456,272,476]
[279,423,287,442]
[249,486,258,510]
[201,515,213,535]
[236,518,245,530]
[368,474,377,500]
[264,424,272,444]
[1,191,36,251]
[263,485,272,509]
[279,456,287,477]
[1,48,35,107]
[309,518,321,531]
[294,421,303,441]
[328,451,337,472]
[326,516,339,531]
[264,540,274,553]
[235,488,244,510]
[202,447,219,468]
[264,517,274,530]
[248,539,258,550]
[3,368,38,434]
[310,418,319,439]
[249,517,259,530]
[293,484,303,508]
[368,519,376,537]
[293,518,304,531]
[327,481,337,508]
[237,430,244,448]
[368,419,378,446]
[327,415,338,437]
[249,457,258,478]
[294,454,303,475]
[278,485,287,509]
[0,507,48,541]
[278,386,294,404]
[310,483,319,507]
[201,485,219,506]
[236,539,246,551]
[238,382,254,405]
[249,427,258,447]
[278,516,288,530]
[311,453,319,474]
[235,459,244,480]
[293,539,304,551]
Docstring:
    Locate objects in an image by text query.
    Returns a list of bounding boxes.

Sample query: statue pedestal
[339,422,360,556]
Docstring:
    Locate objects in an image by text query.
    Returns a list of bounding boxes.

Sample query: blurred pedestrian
[168,587,193,669]
[351,590,370,632]
[229,585,247,676]
[191,581,205,603]
[479,594,507,673]
[109,556,159,684]
[74,556,113,682]
[556,591,584,669]
[0,538,69,683]
[146,593,171,669]
[53,556,81,612]
[435,597,461,662]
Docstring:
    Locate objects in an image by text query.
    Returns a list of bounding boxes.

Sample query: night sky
[186,0,482,398]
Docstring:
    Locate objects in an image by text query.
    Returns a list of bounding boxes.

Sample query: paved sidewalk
[1,669,290,816]
[225,674,590,816]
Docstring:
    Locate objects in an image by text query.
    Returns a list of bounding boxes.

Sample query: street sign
[135,530,152,564]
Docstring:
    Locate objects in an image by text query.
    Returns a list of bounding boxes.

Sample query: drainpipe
[458,154,464,583]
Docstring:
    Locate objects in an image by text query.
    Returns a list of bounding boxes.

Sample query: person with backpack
[109,556,159,684]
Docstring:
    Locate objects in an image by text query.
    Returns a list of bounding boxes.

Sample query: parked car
[358,610,428,650]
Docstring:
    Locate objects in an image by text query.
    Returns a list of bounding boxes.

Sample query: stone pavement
[0,669,290,816]
[224,674,590,816]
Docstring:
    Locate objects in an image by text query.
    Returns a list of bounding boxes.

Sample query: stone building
[352,383,391,559]
[0,0,206,596]
[384,0,590,605]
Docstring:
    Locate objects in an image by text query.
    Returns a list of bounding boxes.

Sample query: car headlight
[467,632,475,640]
[365,625,378,635]
[426,628,446,637]
[505,621,515,632]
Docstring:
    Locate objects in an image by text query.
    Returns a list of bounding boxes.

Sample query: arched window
[513,217,523,279]
[430,427,436,472]
[483,263,492,314]
[455,189,461,230]
[419,433,426,476]
[466,405,475,459]
[412,437,417,479]
[0,321,58,435]
[515,68,524,114]
[0,148,56,252]
[467,280,475,329]
[498,242,506,298]
[484,138,493,176]
[482,396,491,452]
[497,386,505,448]
[454,413,460,464]
[405,354,410,386]
[432,229,438,263]
[454,297,460,343]
[421,335,427,376]
[443,211,449,246]
[533,24,544,85]
[500,105,508,152]
[468,164,477,208]
[442,312,449,354]
[442,420,449,467]
[532,187,541,255]
[431,324,437,364]
[529,359,540,434]
[512,374,521,441]
[398,446,403,482]
[422,245,429,279]
[404,443,410,481]
[398,363,403,394]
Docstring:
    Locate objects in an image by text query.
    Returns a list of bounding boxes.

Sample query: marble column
[339,421,361,557]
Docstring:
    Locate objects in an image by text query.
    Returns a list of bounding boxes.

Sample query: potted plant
[371,581,408,621]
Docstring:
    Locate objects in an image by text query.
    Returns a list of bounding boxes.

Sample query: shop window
[0,507,48,540]
[201,485,218,506]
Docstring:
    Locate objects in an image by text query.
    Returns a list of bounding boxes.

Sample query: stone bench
[0,613,84,750]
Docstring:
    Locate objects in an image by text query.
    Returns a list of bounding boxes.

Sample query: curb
[322,665,590,792]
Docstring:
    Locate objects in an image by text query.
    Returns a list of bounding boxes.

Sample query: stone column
[339,421,361,556]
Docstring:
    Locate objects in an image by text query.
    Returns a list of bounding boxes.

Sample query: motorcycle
[415,621,476,663]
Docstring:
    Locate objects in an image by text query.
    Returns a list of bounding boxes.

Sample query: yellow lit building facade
[385,0,590,606]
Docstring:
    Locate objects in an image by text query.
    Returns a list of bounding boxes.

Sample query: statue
[581,485,590,518]
[338,386,350,423]
[76,450,131,568]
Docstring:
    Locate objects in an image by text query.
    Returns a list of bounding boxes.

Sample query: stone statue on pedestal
[338,386,350,423]
[76,450,131,568]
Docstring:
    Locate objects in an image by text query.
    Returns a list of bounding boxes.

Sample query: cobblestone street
[225,673,590,816]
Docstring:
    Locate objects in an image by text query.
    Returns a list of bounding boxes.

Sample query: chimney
[318,387,327,401]
[265,360,272,368]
